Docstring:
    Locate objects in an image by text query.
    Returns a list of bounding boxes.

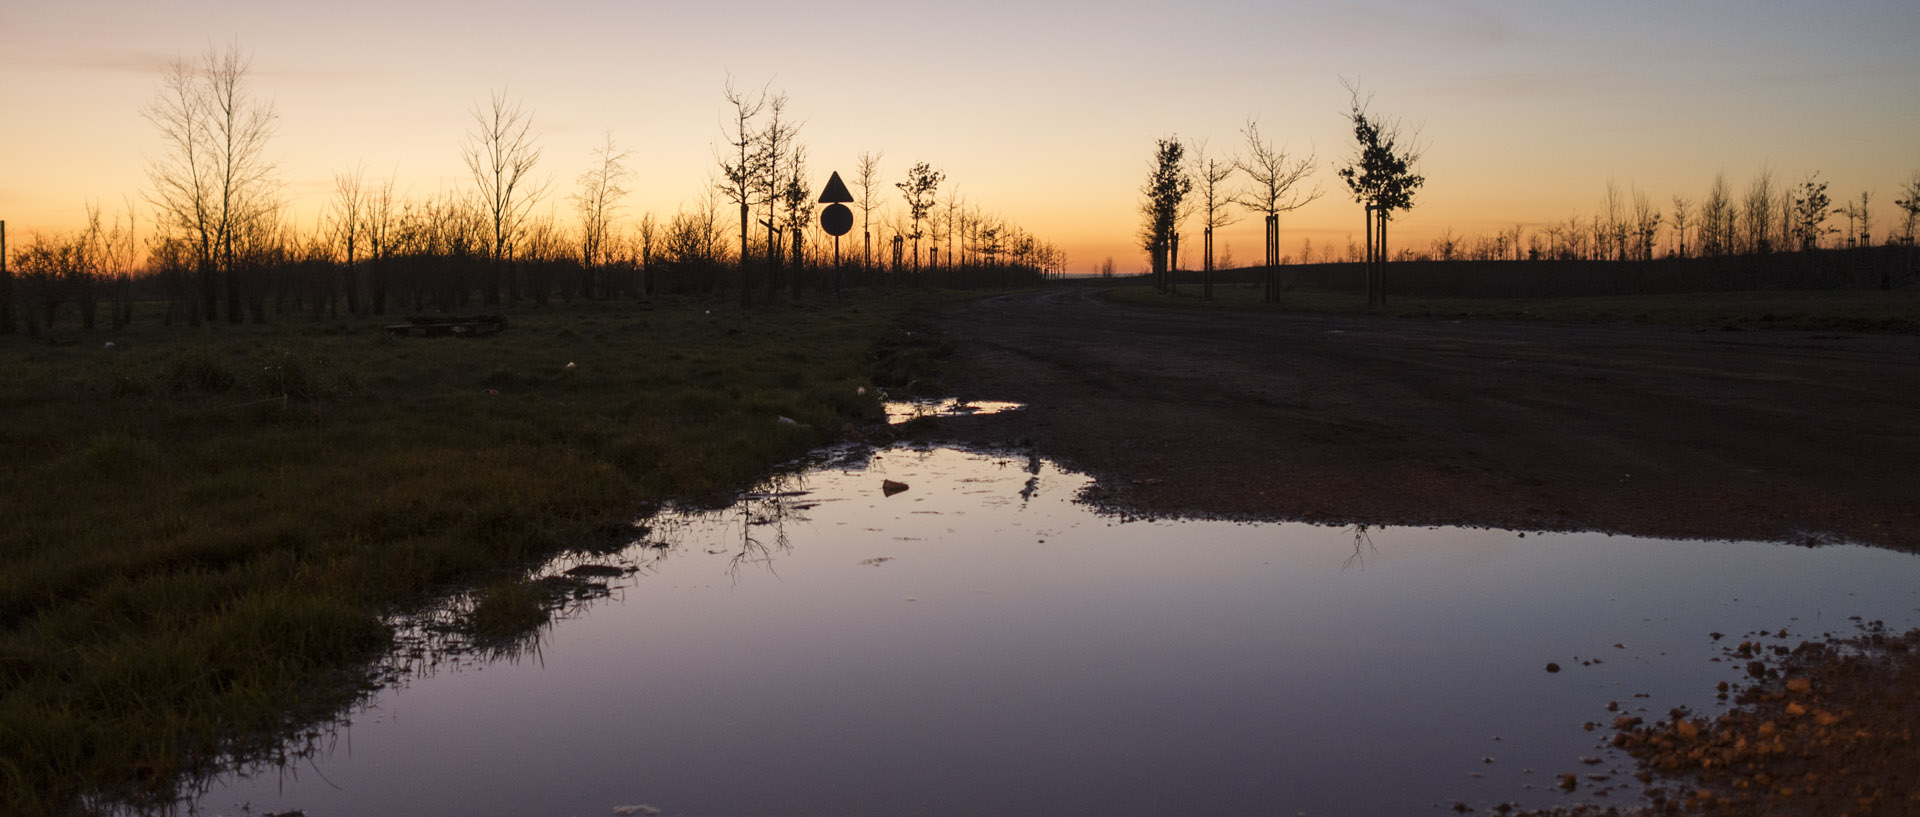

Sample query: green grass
[1111,282,1920,333]
[0,290,942,814]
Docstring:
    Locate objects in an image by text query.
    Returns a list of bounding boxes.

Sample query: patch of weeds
[165,349,235,394]
[80,429,160,479]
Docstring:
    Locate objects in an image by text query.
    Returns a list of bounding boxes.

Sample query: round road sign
[820,202,853,237]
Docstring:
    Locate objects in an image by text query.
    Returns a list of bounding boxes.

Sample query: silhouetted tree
[897,161,944,277]
[755,91,798,300]
[1337,89,1421,306]
[1631,188,1662,262]
[463,90,548,306]
[855,150,883,271]
[1700,172,1734,257]
[1670,195,1693,259]
[329,164,367,316]
[1190,140,1237,300]
[573,132,631,298]
[1791,173,1833,251]
[1236,118,1319,302]
[1895,172,1920,246]
[717,77,767,305]
[0,220,12,334]
[143,41,278,324]
[1742,168,1777,254]
[1138,136,1191,293]
[779,143,812,298]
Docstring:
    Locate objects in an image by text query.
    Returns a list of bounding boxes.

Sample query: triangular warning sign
[818,171,854,204]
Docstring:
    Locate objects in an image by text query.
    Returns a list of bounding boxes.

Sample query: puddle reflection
[883,398,1025,424]
[178,445,1920,817]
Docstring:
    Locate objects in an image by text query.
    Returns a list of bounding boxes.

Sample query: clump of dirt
[1518,624,1920,817]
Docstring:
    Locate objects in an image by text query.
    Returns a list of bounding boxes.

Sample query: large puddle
[182,445,1920,816]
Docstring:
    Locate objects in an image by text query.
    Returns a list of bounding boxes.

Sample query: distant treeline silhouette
[0,44,1061,336]
[1198,245,1915,298]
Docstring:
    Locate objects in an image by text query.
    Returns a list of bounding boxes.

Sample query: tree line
[1140,83,1919,302]
[0,44,1064,336]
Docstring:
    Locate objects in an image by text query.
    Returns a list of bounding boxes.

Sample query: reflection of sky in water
[192,446,1920,817]
[883,398,1025,424]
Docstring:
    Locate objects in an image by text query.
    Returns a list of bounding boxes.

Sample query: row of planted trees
[1139,83,1423,305]
[0,45,1064,336]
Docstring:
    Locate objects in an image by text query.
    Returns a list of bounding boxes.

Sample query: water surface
[191,445,1920,816]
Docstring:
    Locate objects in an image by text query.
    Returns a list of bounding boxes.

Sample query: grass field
[1110,282,1920,333]
[0,290,942,814]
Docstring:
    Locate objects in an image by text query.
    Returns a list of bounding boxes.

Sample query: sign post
[818,171,855,296]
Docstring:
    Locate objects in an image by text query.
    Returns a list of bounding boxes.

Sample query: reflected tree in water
[1342,524,1377,571]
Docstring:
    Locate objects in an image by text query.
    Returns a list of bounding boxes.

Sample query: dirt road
[918,287,1920,550]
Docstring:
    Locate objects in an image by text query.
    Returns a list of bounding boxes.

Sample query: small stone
[1545,662,1561,673]
[882,479,910,496]
[1785,677,1812,694]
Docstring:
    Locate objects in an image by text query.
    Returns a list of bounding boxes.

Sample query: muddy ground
[910,287,1920,551]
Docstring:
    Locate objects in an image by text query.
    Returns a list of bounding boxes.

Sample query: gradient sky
[4,0,1916,272]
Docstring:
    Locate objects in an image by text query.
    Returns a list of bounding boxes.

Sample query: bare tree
[363,168,398,313]
[1670,195,1693,259]
[717,77,767,305]
[1190,140,1237,300]
[1631,188,1662,262]
[1741,168,1777,254]
[1238,117,1321,302]
[143,41,278,324]
[1854,191,1872,248]
[756,91,798,300]
[0,220,11,335]
[1700,172,1734,256]
[329,164,366,316]
[854,150,884,272]
[463,89,549,305]
[573,131,631,298]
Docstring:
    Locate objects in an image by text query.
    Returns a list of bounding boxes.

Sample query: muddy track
[918,287,1920,550]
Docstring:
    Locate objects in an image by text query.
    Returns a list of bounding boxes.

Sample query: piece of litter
[565,362,577,369]
[904,596,918,602]
[777,415,799,426]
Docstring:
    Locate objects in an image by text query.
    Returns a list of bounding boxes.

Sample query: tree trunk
[0,221,12,335]
[1379,212,1390,306]
[1203,225,1213,301]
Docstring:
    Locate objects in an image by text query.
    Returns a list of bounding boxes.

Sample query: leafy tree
[1895,172,1920,246]
[1138,136,1191,293]
[1791,173,1833,251]
[1337,89,1422,306]
[896,161,944,276]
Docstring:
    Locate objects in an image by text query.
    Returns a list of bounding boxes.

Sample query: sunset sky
[4,0,1916,272]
